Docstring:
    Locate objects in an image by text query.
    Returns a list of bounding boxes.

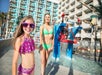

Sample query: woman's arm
[50,26,54,50]
[12,38,21,75]
[39,26,44,50]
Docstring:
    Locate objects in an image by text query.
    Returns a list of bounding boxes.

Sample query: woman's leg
[46,51,50,63]
[40,49,46,75]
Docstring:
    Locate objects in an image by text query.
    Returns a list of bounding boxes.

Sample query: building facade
[58,0,101,49]
[8,0,58,36]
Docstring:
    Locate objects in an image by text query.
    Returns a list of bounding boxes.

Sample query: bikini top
[19,37,35,54]
[43,27,53,35]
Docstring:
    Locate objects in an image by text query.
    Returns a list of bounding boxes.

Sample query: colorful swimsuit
[42,28,53,50]
[18,37,35,75]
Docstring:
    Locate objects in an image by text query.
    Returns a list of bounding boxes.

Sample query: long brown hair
[43,13,51,25]
[12,15,35,48]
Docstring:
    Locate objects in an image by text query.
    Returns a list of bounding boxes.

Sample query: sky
[0,0,10,12]
[0,0,59,13]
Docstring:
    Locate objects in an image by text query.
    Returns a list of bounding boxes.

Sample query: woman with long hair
[12,15,36,75]
[39,13,54,75]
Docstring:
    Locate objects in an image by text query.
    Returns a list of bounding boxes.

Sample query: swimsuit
[42,43,52,50]
[18,64,35,75]
[18,37,35,75]
[43,28,53,35]
[42,27,53,50]
[19,37,35,54]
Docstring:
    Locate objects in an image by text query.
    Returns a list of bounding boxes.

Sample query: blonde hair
[43,13,51,25]
[12,15,35,47]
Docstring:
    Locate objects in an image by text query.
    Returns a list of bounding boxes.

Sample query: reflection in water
[68,60,73,75]
[48,51,102,75]
[46,61,59,75]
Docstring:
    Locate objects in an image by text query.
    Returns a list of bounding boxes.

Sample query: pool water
[49,52,102,75]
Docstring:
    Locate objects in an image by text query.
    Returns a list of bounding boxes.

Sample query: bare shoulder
[14,36,22,51]
[40,25,44,30]
[16,37,21,43]
[40,25,44,28]
[15,35,24,45]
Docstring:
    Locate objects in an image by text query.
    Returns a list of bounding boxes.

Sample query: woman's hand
[48,47,53,53]
[37,44,43,53]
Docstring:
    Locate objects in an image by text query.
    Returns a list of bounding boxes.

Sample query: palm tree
[16,13,24,25]
[0,12,7,38]
[90,0,102,62]
[0,12,6,25]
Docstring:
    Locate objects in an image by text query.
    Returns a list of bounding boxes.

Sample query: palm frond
[90,4,102,18]
[98,0,102,5]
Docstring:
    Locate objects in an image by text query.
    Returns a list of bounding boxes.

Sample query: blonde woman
[39,13,54,75]
[12,15,36,75]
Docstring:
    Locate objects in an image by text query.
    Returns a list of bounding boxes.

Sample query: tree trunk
[100,18,102,50]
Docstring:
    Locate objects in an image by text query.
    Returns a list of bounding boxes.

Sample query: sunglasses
[21,23,35,28]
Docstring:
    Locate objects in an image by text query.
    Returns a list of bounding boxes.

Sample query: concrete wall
[0,39,12,49]
[0,38,12,57]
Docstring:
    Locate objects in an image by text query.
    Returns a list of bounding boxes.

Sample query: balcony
[46,7,51,11]
[10,10,16,13]
[70,0,75,4]
[84,33,91,38]
[76,2,81,7]
[65,4,69,9]
[71,1,75,6]
[70,15,74,19]
[76,4,82,9]
[97,32,100,38]
[81,32,91,38]
[53,14,57,17]
[29,9,33,12]
[76,10,82,16]
[30,4,35,8]
[70,8,75,12]
[10,4,17,8]
[82,13,92,20]
[84,0,93,4]
[53,4,58,9]
[10,0,16,4]
[20,7,25,10]
[83,4,92,13]
[30,0,34,2]
[37,15,42,18]
[69,12,75,17]
[20,2,25,5]
[62,3,65,7]
[53,9,57,13]
[82,24,91,29]
[66,0,69,4]
[69,6,74,11]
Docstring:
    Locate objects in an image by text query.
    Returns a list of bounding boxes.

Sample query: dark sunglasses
[21,23,35,28]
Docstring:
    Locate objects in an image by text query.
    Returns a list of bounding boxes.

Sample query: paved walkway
[0,46,91,75]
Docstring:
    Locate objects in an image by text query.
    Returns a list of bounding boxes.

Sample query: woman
[39,13,54,75]
[12,15,36,75]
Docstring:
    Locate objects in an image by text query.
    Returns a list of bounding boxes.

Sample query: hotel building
[7,0,58,36]
[58,0,101,48]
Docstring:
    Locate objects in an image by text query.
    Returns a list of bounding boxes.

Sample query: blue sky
[0,0,9,12]
[0,0,59,12]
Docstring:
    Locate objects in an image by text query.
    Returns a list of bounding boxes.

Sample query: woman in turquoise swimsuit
[39,13,54,75]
